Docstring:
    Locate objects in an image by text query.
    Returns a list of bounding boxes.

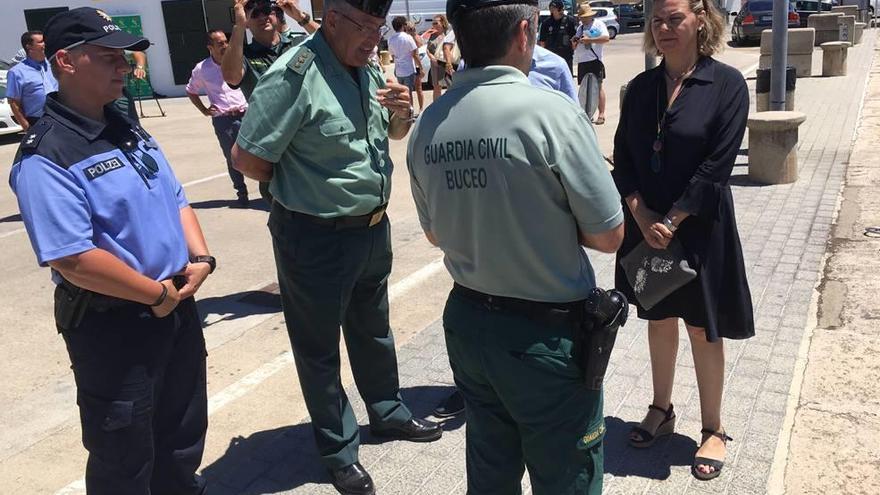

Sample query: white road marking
[0,173,229,240]
[182,172,229,188]
[741,62,760,77]
[54,256,446,494]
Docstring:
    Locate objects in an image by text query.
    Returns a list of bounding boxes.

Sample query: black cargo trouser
[61,297,208,495]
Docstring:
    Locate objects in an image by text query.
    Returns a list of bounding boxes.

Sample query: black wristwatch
[191,255,216,274]
[297,12,311,26]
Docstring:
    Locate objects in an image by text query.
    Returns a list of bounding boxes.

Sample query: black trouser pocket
[77,392,150,468]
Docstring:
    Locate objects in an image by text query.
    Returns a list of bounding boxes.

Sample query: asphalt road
[0,33,759,492]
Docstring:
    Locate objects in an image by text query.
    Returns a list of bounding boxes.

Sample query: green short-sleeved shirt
[236,29,392,217]
[407,66,623,302]
[233,33,306,99]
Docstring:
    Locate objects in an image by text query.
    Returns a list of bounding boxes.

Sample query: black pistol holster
[574,288,629,390]
[54,277,93,332]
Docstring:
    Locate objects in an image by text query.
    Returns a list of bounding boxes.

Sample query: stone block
[821,41,850,77]
[830,5,859,17]
[838,15,856,44]
[759,28,816,55]
[809,12,844,45]
[756,88,795,111]
[855,21,865,44]
[758,53,812,77]
[747,111,807,184]
[808,12,844,31]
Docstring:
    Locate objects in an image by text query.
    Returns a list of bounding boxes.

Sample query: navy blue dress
[611,56,755,341]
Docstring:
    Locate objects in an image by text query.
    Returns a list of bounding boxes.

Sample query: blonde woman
[611,0,754,481]
[423,14,450,100]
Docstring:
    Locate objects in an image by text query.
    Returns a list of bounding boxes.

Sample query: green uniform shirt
[236,29,393,217]
[407,66,623,302]
[233,33,306,99]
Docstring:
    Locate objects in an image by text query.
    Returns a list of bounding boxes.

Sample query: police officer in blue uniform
[9,8,214,494]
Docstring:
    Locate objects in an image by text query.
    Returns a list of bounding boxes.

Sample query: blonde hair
[434,14,450,33]
[643,0,725,57]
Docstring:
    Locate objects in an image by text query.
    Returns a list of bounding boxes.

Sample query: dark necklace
[650,64,696,172]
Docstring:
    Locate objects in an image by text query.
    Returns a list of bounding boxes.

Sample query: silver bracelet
[662,216,678,232]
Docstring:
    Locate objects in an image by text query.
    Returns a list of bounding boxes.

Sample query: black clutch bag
[619,239,697,310]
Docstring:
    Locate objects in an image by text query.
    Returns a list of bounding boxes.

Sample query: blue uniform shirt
[10,94,190,282]
[529,45,578,103]
[6,58,58,118]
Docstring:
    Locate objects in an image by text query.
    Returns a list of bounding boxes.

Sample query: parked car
[792,0,833,27]
[0,79,24,137]
[731,1,800,45]
[593,8,621,39]
[614,3,645,29]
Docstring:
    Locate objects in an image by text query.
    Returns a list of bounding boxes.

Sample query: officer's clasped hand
[376,81,413,120]
[177,262,212,300]
[152,279,182,318]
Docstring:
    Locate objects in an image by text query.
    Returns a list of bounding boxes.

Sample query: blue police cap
[45,7,150,60]
[447,0,539,23]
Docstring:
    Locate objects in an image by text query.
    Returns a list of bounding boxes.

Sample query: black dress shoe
[433,390,465,417]
[371,417,443,442]
[329,462,375,495]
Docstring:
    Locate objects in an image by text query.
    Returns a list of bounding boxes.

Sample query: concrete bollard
[855,22,866,44]
[821,41,851,76]
[758,28,815,77]
[830,5,859,17]
[379,50,391,66]
[756,67,796,112]
[809,12,844,45]
[839,15,856,43]
[747,111,807,184]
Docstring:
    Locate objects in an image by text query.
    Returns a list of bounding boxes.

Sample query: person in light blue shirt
[529,43,578,102]
[6,31,58,130]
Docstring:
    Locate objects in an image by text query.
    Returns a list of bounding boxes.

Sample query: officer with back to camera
[407,0,625,492]
[232,0,442,494]
[9,7,214,494]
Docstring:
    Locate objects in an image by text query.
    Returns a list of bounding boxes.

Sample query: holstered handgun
[574,288,629,390]
[54,278,92,332]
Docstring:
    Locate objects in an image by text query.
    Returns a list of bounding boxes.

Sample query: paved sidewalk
[197,33,878,494]
[780,37,880,494]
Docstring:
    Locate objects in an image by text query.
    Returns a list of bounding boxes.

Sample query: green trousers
[443,290,605,495]
[269,204,412,469]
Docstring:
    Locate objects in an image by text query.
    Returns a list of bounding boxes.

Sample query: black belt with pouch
[54,276,186,331]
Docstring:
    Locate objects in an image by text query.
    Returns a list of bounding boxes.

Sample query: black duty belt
[451,283,582,325]
[60,276,185,312]
[277,203,388,230]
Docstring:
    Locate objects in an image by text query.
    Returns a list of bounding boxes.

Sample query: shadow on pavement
[197,290,281,324]
[0,212,22,223]
[728,173,767,187]
[603,416,698,480]
[201,385,463,494]
[189,199,270,212]
[0,132,23,147]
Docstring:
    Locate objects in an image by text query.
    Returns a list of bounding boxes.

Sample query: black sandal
[628,404,675,448]
[692,429,733,481]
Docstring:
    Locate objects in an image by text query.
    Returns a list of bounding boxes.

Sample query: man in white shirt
[573,4,609,124]
[388,16,421,110]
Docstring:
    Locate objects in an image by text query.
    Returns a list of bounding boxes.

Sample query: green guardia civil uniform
[407,65,623,494]
[236,29,412,470]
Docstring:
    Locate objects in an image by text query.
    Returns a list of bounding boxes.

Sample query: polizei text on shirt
[424,138,510,190]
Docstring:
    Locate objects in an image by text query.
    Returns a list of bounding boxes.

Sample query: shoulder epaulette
[19,119,52,152]
[287,46,315,75]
